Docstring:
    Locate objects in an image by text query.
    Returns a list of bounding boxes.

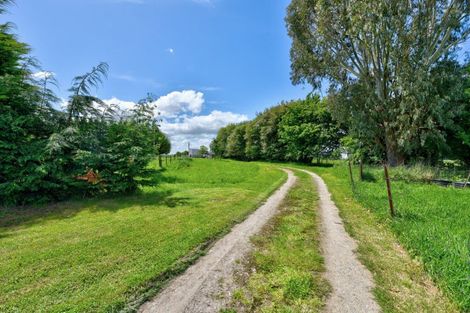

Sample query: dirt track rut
[139,169,296,313]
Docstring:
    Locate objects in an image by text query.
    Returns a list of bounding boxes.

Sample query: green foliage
[0,2,170,204]
[225,123,247,159]
[286,0,470,165]
[199,145,209,157]
[0,9,57,204]
[212,97,343,163]
[279,95,342,162]
[174,157,192,169]
[66,62,111,123]
[211,123,236,157]
[244,119,262,160]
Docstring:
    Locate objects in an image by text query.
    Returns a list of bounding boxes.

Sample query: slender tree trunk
[385,129,404,166]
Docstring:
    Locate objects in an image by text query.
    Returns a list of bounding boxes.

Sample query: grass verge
[0,159,286,313]
[301,163,465,313]
[223,170,329,313]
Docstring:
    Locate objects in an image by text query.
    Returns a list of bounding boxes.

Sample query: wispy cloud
[32,71,55,80]
[166,48,175,54]
[201,86,221,91]
[113,74,136,82]
[112,74,162,88]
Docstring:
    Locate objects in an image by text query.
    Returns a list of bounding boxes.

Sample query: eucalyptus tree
[286,0,470,165]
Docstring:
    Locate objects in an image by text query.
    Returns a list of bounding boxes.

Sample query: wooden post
[464,171,470,188]
[159,155,163,168]
[383,163,396,217]
[348,160,355,188]
[165,155,168,166]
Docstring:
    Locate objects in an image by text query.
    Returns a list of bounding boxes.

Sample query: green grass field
[223,170,329,313]
[0,159,286,313]
[308,163,469,312]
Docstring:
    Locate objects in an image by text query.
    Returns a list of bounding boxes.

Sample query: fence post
[348,160,355,189]
[359,159,364,181]
[464,170,470,188]
[383,163,396,217]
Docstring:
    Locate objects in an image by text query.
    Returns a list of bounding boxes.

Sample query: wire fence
[345,162,470,219]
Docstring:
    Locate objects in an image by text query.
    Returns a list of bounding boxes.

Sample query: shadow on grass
[138,168,183,186]
[311,162,334,168]
[361,172,377,182]
[0,170,190,230]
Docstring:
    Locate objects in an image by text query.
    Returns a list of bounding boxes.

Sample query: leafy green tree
[259,104,288,161]
[225,123,247,159]
[211,124,236,157]
[199,145,209,157]
[446,63,470,165]
[279,96,342,163]
[244,120,262,160]
[286,0,470,165]
[157,132,171,155]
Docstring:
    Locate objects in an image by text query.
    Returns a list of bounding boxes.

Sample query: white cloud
[113,74,136,82]
[166,48,175,54]
[161,110,247,135]
[154,90,204,117]
[100,91,246,153]
[32,71,55,80]
[201,86,221,91]
[161,110,248,152]
[103,97,136,111]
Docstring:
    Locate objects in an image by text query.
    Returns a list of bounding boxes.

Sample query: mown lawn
[0,159,286,313]
[308,163,469,312]
[223,170,329,313]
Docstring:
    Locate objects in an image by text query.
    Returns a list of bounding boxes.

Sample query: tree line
[0,1,170,205]
[212,65,470,165]
[213,0,470,166]
[211,96,344,163]
[285,0,470,166]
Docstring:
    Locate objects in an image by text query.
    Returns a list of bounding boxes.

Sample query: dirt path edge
[139,169,296,313]
[299,169,381,313]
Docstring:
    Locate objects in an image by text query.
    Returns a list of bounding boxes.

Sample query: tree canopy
[211,97,343,163]
[286,0,470,165]
[0,1,171,204]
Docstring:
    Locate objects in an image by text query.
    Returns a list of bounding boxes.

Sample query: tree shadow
[311,162,334,168]
[361,171,377,182]
[0,188,191,231]
[138,168,183,186]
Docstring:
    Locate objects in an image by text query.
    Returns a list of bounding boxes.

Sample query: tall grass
[316,163,470,312]
[384,163,469,183]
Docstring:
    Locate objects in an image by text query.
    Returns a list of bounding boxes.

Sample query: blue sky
[5,0,310,152]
